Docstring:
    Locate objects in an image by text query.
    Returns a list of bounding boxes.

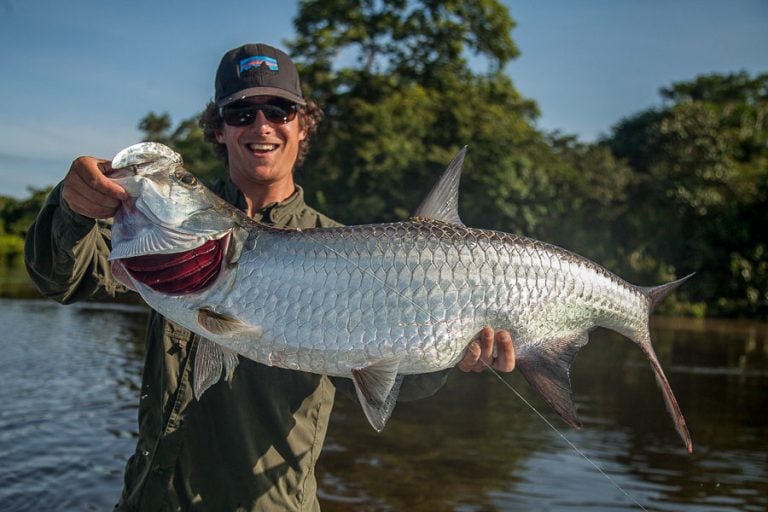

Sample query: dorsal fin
[413,147,467,226]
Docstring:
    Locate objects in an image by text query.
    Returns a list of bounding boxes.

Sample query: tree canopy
[120,3,768,317]
[288,0,555,231]
[7,1,764,317]
[607,71,768,316]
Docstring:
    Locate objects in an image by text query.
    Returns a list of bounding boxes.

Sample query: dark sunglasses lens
[267,99,298,122]
[261,104,291,123]
[221,107,256,127]
[221,101,297,126]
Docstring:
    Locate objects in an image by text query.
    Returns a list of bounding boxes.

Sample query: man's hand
[456,327,515,373]
[62,156,128,219]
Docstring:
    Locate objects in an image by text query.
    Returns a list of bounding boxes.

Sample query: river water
[0,297,766,511]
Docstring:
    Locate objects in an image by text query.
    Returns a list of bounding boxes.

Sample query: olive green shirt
[24,178,448,511]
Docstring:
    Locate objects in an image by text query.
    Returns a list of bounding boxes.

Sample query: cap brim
[217,87,306,107]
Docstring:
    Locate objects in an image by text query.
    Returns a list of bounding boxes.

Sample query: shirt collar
[221,179,307,225]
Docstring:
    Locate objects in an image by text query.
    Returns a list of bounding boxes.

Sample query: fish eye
[174,168,198,186]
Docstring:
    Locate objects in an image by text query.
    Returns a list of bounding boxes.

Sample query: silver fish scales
[250,220,641,373]
[107,142,693,452]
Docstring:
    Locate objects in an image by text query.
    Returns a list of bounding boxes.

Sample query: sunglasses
[219,99,299,126]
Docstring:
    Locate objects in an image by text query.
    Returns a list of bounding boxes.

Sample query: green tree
[138,112,225,181]
[287,0,635,300]
[288,0,557,230]
[0,187,52,257]
[538,134,633,269]
[129,4,766,318]
[607,72,768,317]
[0,187,51,236]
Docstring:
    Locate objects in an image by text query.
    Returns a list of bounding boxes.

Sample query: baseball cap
[215,43,306,107]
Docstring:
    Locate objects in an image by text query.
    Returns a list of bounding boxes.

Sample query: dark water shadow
[318,319,768,512]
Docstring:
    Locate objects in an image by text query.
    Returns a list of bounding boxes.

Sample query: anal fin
[516,332,590,428]
[351,357,404,432]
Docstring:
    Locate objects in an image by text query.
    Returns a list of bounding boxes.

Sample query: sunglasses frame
[219,99,300,126]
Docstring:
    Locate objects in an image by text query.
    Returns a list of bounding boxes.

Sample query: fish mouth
[119,235,228,294]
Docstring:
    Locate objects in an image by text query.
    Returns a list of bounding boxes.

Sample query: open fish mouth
[119,236,227,294]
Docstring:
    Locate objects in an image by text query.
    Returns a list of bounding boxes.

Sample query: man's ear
[215,131,225,144]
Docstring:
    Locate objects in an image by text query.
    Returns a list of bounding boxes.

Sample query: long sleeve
[24,182,130,304]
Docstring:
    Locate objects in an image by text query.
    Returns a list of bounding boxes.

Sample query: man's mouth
[247,143,279,153]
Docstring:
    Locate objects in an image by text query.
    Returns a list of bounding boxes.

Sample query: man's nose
[249,110,274,132]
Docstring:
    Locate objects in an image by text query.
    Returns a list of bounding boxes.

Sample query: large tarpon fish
[107,142,693,452]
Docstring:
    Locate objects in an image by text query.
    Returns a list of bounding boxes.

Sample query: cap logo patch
[239,56,279,73]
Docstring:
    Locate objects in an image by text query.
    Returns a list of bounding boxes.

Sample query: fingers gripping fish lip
[111,141,183,170]
[118,234,229,294]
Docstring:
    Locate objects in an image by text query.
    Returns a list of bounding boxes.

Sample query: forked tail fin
[516,274,695,453]
[633,273,695,453]
[636,336,693,453]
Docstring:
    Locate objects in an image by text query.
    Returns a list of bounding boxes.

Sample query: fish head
[108,142,243,294]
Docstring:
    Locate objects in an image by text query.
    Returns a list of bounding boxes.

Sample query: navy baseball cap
[215,43,306,107]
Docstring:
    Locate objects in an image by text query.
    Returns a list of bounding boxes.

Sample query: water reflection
[318,320,768,512]
[0,299,147,511]
[0,298,765,511]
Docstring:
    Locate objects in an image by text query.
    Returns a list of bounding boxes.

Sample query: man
[25,43,515,511]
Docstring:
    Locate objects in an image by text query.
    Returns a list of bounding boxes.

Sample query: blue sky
[0,0,766,198]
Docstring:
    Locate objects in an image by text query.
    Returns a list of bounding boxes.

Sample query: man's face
[216,96,306,191]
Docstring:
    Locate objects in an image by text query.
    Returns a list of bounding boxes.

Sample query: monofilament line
[480,360,651,512]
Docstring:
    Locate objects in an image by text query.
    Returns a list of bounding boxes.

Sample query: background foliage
[4,0,766,318]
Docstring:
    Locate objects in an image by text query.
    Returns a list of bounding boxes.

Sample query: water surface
[0,299,145,510]
[0,299,765,511]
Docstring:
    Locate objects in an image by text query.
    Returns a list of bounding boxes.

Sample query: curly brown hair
[199,100,324,169]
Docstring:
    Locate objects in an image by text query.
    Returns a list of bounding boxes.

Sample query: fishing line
[480,360,650,512]
[300,228,650,511]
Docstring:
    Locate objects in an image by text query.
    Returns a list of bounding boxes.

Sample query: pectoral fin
[193,336,240,400]
[515,332,591,428]
[197,308,263,337]
[351,357,404,432]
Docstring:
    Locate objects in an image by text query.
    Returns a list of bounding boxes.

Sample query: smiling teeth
[249,143,278,151]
